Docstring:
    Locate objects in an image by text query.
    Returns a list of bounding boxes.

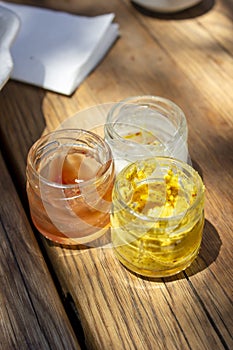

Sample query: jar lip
[27,128,114,189]
[105,95,187,146]
[113,156,204,222]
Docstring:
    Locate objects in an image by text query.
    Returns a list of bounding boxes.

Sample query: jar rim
[113,156,204,222]
[27,128,114,189]
[105,95,188,147]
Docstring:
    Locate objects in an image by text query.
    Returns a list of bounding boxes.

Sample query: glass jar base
[36,223,110,246]
[113,248,200,278]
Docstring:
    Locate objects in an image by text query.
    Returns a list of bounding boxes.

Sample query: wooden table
[0,0,232,349]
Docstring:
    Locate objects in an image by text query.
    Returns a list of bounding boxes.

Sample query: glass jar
[111,157,205,278]
[105,96,189,173]
[26,129,115,245]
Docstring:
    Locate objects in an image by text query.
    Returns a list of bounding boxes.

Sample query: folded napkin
[0,2,119,95]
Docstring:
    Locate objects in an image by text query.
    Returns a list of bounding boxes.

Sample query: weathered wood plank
[0,151,80,349]
[0,0,232,349]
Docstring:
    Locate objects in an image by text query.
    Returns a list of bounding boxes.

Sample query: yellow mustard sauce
[111,159,205,278]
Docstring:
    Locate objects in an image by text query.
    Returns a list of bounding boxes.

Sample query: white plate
[132,0,202,13]
[0,6,20,90]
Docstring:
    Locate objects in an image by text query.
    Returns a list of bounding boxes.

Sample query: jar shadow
[131,0,215,20]
[191,159,203,179]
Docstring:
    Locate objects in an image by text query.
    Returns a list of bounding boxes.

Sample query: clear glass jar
[26,129,115,245]
[111,157,205,278]
[105,96,189,173]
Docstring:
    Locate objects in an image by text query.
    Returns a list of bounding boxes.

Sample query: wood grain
[0,151,80,349]
[0,0,232,349]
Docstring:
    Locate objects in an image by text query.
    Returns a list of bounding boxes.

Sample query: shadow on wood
[131,0,215,20]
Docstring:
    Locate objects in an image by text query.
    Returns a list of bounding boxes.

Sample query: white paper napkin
[0,2,119,95]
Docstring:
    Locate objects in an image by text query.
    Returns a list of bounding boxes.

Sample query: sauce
[27,131,115,245]
[111,158,205,277]
[123,130,160,146]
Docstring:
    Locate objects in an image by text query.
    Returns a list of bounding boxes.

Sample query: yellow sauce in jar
[111,158,205,278]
